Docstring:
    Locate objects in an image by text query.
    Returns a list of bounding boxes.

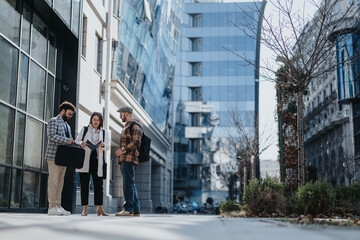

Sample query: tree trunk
[297,90,305,185]
[243,160,248,192]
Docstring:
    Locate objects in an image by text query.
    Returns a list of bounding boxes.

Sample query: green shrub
[335,182,360,207]
[294,179,335,216]
[242,177,286,215]
[220,200,241,213]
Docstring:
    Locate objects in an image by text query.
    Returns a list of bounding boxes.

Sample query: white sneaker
[48,207,63,216]
[57,206,71,215]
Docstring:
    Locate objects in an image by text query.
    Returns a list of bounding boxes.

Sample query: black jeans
[79,150,103,206]
[121,162,140,213]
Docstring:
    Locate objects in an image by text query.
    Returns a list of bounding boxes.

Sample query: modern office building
[304,0,360,186]
[0,0,82,212]
[173,0,264,204]
[0,0,182,213]
[77,0,183,213]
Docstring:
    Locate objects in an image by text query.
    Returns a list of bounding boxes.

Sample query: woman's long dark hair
[89,112,103,129]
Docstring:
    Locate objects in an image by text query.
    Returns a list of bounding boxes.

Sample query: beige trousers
[47,160,67,208]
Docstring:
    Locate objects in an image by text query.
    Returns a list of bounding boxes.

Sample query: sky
[219,0,321,161]
[258,0,320,161]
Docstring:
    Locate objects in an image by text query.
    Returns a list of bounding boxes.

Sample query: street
[0,213,359,240]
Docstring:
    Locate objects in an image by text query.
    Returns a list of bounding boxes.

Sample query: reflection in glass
[31,12,48,67]
[0,0,20,44]
[21,2,31,53]
[45,74,55,121]
[17,54,29,110]
[0,36,18,105]
[72,0,81,35]
[28,61,46,119]
[0,166,10,207]
[22,171,39,208]
[0,104,15,164]
[48,32,56,73]
[14,112,25,166]
[10,168,21,208]
[42,129,48,172]
[54,0,71,26]
[24,117,43,169]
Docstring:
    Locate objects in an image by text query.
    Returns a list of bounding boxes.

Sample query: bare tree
[230,0,360,184]
[225,110,272,202]
[341,151,360,185]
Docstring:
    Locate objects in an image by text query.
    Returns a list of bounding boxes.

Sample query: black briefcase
[55,145,85,169]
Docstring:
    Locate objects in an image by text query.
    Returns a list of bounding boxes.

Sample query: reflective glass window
[0,166,10,207]
[0,0,20,44]
[54,0,71,26]
[10,168,21,208]
[72,0,81,35]
[17,54,28,110]
[45,74,55,121]
[0,104,15,164]
[48,32,56,73]
[24,117,43,169]
[0,36,18,105]
[28,61,46,119]
[21,2,31,53]
[14,112,25,166]
[21,171,39,208]
[31,12,48,67]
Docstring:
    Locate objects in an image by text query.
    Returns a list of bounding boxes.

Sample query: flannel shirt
[118,120,143,164]
[45,115,73,161]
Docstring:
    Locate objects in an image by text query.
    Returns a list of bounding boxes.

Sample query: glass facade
[173,1,263,203]
[0,0,81,211]
[112,0,183,136]
[335,32,360,157]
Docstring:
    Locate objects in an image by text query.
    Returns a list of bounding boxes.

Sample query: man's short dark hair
[59,101,76,112]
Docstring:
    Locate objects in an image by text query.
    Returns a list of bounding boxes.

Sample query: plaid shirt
[118,120,143,164]
[45,115,73,161]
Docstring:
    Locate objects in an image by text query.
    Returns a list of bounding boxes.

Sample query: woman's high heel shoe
[81,207,88,216]
[97,208,109,216]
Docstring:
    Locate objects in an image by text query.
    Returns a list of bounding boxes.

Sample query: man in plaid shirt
[45,101,75,216]
[115,106,143,217]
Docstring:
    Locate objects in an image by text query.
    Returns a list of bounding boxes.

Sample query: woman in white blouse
[75,112,110,216]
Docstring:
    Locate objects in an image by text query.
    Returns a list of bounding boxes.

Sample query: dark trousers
[121,162,140,213]
[79,150,103,206]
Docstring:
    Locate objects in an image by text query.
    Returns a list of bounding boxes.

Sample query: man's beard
[62,114,69,122]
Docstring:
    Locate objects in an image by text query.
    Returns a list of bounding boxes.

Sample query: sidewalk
[0,213,360,240]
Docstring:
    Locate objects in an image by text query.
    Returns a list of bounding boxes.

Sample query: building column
[135,160,152,212]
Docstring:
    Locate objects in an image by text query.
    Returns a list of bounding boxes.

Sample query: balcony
[304,108,350,142]
[185,126,206,138]
[185,101,214,113]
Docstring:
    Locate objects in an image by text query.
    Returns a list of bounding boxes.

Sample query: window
[191,87,202,101]
[191,62,202,76]
[190,165,200,180]
[189,139,202,153]
[191,113,201,126]
[82,15,87,57]
[191,38,202,51]
[0,104,15,165]
[113,0,120,17]
[192,14,201,27]
[0,0,20,45]
[95,33,103,74]
[0,166,11,207]
[28,61,46,119]
[72,0,81,34]
[24,117,43,169]
[0,36,18,105]
[32,12,48,67]
[54,0,71,26]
